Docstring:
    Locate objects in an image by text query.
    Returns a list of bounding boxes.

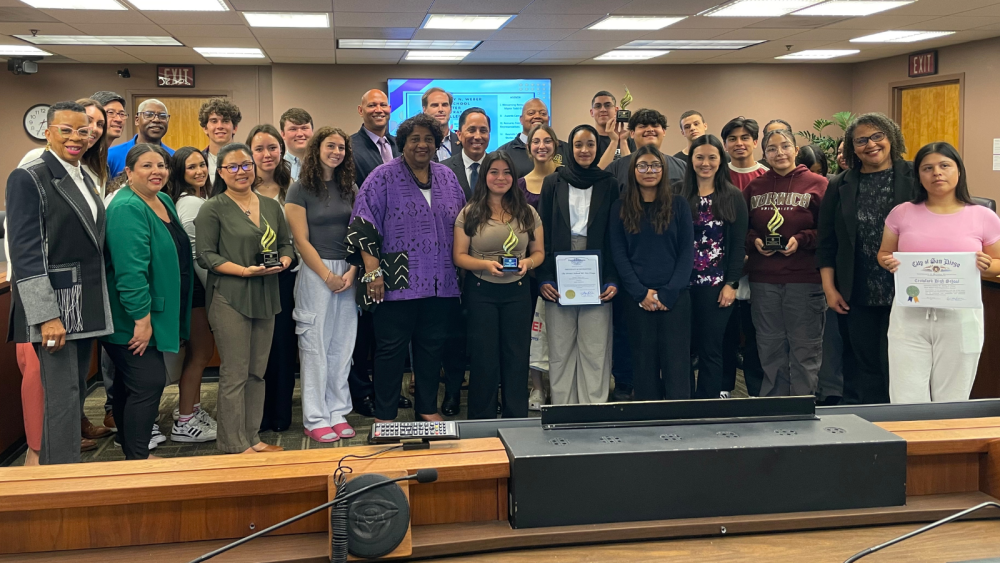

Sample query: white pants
[887,302,983,403]
[293,260,358,430]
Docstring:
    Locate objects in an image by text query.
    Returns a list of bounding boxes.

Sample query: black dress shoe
[353,396,376,417]
[441,393,460,416]
[398,395,413,409]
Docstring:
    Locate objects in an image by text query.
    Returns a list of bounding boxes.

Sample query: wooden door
[897,81,960,159]
[134,96,221,152]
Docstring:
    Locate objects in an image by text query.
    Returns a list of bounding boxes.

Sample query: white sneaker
[113,438,158,450]
[173,407,217,429]
[151,423,167,445]
[528,389,546,411]
[171,419,217,443]
[719,391,732,399]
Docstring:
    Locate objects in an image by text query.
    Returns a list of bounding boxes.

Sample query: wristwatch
[360,268,383,284]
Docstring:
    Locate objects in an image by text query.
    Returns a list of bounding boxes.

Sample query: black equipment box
[500,414,906,529]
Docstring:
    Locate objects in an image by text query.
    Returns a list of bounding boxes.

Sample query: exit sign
[908,50,938,78]
[157,65,195,88]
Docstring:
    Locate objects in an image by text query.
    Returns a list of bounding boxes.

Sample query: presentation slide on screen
[387,78,552,153]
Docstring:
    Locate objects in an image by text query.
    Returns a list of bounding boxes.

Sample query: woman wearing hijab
[537,124,619,405]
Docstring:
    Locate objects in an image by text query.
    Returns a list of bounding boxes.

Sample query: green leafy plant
[797,111,856,171]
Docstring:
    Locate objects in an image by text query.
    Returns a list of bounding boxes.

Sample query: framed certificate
[893,252,982,309]
[555,251,602,306]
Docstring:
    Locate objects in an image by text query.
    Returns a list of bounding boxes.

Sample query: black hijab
[558,124,614,189]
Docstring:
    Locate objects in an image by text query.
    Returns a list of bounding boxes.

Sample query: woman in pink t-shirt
[878,142,1000,403]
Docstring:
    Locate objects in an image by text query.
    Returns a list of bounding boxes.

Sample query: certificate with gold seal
[555,251,602,306]
[893,252,981,309]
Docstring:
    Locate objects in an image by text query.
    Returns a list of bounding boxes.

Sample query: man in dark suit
[348,88,411,417]
[498,98,567,179]
[351,89,398,187]
[422,87,461,163]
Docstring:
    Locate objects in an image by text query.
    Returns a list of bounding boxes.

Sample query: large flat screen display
[387,78,552,152]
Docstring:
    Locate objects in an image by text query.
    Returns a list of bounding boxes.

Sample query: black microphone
[189,469,439,563]
[844,501,1000,562]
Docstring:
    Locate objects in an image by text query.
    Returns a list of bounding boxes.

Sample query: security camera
[8,58,39,75]
[117,68,130,78]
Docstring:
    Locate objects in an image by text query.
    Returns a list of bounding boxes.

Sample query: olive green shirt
[195,192,295,319]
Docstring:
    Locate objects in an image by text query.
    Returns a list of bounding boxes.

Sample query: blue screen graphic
[387,78,552,153]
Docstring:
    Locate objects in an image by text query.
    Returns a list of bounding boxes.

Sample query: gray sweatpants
[37,338,93,465]
[749,282,826,397]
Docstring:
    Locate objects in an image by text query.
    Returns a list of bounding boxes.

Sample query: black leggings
[690,285,735,399]
[102,342,166,460]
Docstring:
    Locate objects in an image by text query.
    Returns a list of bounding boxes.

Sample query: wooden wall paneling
[134,96,219,152]
[498,479,509,521]
[409,479,501,526]
[983,440,1000,499]
[897,80,961,159]
[973,280,1000,398]
[905,453,981,496]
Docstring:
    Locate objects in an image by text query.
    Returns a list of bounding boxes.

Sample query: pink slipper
[333,422,355,438]
[304,427,339,443]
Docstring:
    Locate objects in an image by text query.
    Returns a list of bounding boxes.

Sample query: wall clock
[24,103,50,141]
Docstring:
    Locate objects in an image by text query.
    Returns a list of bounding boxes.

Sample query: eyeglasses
[48,125,93,139]
[765,144,795,156]
[106,110,128,120]
[138,111,170,121]
[222,162,254,174]
[636,162,663,173]
[853,131,886,147]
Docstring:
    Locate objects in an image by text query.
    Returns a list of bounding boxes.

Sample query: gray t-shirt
[285,179,356,260]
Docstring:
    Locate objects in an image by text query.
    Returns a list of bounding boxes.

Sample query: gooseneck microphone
[843,501,1000,562]
[189,468,438,563]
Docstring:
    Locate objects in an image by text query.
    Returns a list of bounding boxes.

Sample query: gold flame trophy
[763,202,785,251]
[499,223,520,272]
[256,217,281,267]
[616,85,633,124]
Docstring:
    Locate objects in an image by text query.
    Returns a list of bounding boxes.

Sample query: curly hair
[628,108,667,131]
[843,112,906,171]
[395,113,443,153]
[462,150,535,239]
[620,145,674,235]
[244,124,292,202]
[299,127,356,204]
[197,98,242,128]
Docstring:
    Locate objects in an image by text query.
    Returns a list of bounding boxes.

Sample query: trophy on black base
[499,222,521,272]
[763,202,786,252]
[256,216,282,267]
[616,85,633,124]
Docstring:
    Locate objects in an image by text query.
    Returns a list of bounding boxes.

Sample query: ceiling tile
[334,12,424,27]
[617,0,723,15]
[561,29,653,41]
[781,28,864,41]
[161,25,254,38]
[230,0,332,10]
[521,59,585,64]
[973,21,1000,29]
[428,0,533,13]
[332,0,431,11]
[888,0,1000,16]
[476,39,555,51]
[528,49,605,59]
[265,47,336,58]
[638,27,729,39]
[65,53,146,64]
[115,45,200,57]
[333,48,403,62]
[0,6,58,22]
[748,16,847,28]
[520,0,631,14]
[410,29,493,40]
[900,15,1000,30]
[547,39,633,50]
[252,26,334,38]
[142,11,245,26]
[256,36,335,49]
[68,24,171,36]
[955,3,1000,17]
[489,27,576,41]
[334,26,414,39]
[271,55,337,63]
[712,28,806,39]
[179,36,260,48]
[460,49,539,63]
[670,16,770,28]
[40,9,154,25]
[0,22,80,34]
[505,14,604,28]
[42,44,123,55]
[824,15,938,29]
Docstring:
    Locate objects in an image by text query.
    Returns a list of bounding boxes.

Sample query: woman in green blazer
[102,143,193,460]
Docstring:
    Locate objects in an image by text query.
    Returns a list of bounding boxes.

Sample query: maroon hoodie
[743,164,827,284]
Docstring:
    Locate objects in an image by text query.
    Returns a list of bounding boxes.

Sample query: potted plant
[797,111,856,171]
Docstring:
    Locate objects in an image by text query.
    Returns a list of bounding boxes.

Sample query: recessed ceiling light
[243,12,330,28]
[776,49,860,59]
[793,0,913,16]
[404,50,471,61]
[0,45,52,56]
[594,50,669,61]
[588,16,686,30]
[338,39,481,50]
[19,0,126,9]
[703,0,824,17]
[622,39,765,50]
[13,34,182,45]
[194,47,265,58]
[851,30,955,42]
[422,14,514,30]
[127,0,228,10]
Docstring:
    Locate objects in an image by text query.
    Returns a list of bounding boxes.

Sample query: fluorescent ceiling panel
[422,14,514,30]
[338,39,481,50]
[19,0,125,9]
[622,39,765,50]
[404,50,470,61]
[194,47,265,57]
[851,30,955,42]
[793,1,913,16]
[594,49,669,60]
[588,16,686,30]
[776,49,860,58]
[127,0,228,9]
[13,34,182,45]
[244,12,329,28]
[703,0,824,17]
[0,44,52,55]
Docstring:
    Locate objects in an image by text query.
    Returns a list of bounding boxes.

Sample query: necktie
[469,162,479,189]
[378,138,393,164]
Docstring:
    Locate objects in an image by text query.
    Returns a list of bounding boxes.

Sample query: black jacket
[5,150,112,343]
[432,131,461,163]
[440,152,476,200]
[816,160,915,302]
[351,126,399,187]
[536,172,620,288]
